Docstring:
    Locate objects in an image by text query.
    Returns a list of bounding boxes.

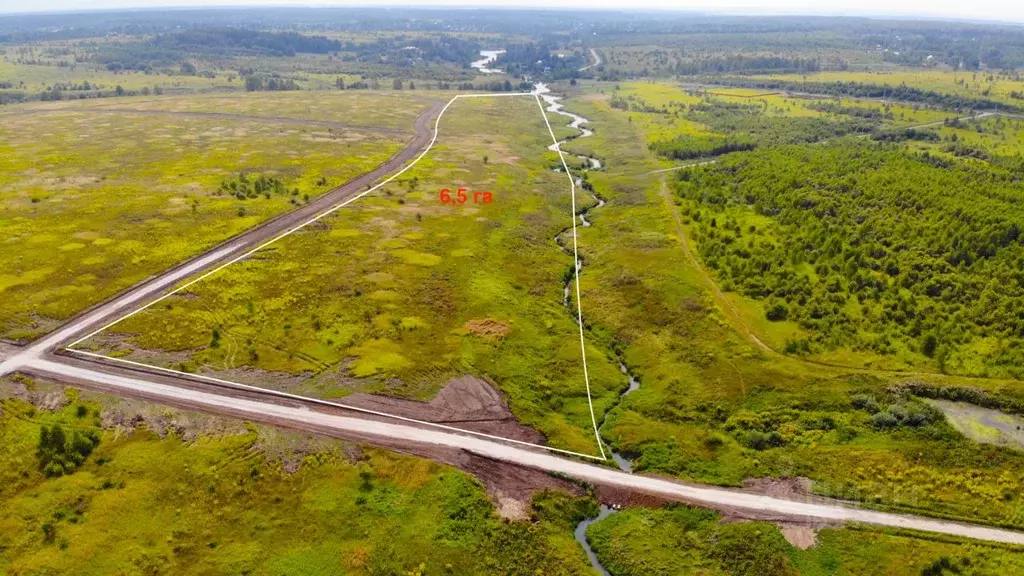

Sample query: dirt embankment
[599,476,833,548]
[0,341,19,362]
[2,371,576,519]
[344,375,546,445]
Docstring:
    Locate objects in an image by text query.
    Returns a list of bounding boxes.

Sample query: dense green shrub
[36,424,99,477]
[650,99,876,161]
[709,522,798,576]
[708,77,1020,111]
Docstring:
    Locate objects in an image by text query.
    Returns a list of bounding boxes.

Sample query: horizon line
[0,4,1022,26]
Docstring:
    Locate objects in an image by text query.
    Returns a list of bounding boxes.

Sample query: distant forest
[91,29,340,71]
[4,9,1024,71]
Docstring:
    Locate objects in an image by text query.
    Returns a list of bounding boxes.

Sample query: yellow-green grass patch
[80,95,624,455]
[0,105,410,340]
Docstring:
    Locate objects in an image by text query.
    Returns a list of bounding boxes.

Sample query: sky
[0,0,1022,23]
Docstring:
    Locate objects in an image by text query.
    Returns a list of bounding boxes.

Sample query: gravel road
[18,356,1024,547]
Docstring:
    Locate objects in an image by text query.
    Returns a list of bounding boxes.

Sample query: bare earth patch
[927,398,1024,450]
[463,317,511,339]
[778,522,818,549]
[344,375,546,444]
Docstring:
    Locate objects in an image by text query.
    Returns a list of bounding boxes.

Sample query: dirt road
[16,355,1024,546]
[579,48,602,72]
[11,100,442,359]
[657,176,774,353]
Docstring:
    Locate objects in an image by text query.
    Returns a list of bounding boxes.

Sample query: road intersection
[3,91,1024,548]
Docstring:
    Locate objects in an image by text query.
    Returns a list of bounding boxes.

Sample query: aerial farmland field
[72,94,624,455]
[0,92,432,341]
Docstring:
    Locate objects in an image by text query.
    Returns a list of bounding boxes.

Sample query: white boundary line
[64,90,609,461]
[66,349,604,461]
[66,91,537,350]
[534,93,607,460]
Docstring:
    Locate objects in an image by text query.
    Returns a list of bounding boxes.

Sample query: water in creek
[573,505,617,576]
[470,50,505,74]
[537,82,641,576]
[538,82,639,464]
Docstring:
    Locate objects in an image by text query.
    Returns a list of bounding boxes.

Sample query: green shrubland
[558,83,1024,530]
[647,97,877,162]
[586,505,1024,576]
[673,142,1024,377]
[0,387,596,574]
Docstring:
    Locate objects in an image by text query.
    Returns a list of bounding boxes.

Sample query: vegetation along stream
[537,83,636,574]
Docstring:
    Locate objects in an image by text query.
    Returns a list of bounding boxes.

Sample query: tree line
[674,55,823,75]
[90,29,339,72]
[711,78,1020,112]
[244,75,299,92]
[337,36,481,68]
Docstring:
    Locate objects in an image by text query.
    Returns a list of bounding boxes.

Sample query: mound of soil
[344,375,545,445]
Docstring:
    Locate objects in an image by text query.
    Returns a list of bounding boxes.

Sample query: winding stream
[573,506,617,576]
[471,50,505,74]
[537,82,637,468]
[537,82,639,573]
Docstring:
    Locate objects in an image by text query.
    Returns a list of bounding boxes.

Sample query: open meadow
[0,92,432,341]
[75,94,625,455]
[14,90,432,130]
[751,69,1024,107]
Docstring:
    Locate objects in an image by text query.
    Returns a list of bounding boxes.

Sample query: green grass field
[0,379,597,575]
[587,505,1024,575]
[0,93,427,341]
[77,95,624,455]
[9,90,433,130]
[0,55,236,96]
[752,68,1024,107]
